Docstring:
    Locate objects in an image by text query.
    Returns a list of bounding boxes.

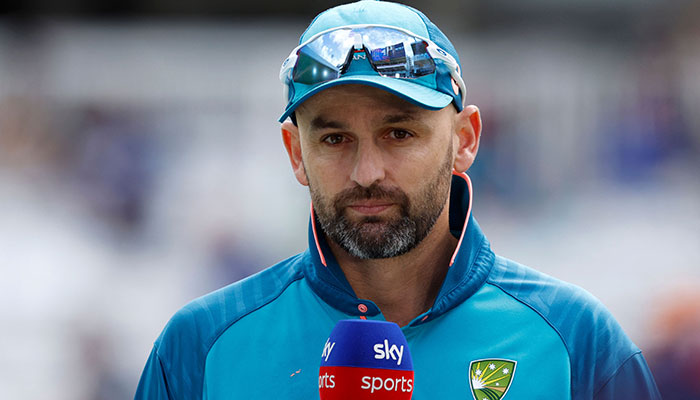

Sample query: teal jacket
[135,173,660,399]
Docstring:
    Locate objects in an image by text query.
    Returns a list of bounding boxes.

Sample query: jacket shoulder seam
[199,271,306,396]
[485,278,573,361]
[152,342,175,398]
[204,272,305,353]
[592,350,643,397]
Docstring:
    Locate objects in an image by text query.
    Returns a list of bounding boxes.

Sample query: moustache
[333,184,410,211]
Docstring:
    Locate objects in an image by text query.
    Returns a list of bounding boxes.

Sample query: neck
[329,208,458,327]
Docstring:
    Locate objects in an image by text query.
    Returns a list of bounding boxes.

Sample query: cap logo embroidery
[353,52,367,60]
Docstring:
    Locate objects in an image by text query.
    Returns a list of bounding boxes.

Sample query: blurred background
[1,0,699,398]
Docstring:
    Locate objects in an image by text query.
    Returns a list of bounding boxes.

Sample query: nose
[350,140,386,188]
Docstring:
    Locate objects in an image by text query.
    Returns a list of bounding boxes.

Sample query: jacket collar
[303,172,495,326]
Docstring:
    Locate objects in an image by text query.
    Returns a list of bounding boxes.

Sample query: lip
[347,202,394,215]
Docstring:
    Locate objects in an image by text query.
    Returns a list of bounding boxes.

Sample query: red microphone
[319,319,414,399]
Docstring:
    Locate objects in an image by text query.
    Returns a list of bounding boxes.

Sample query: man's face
[293,85,458,259]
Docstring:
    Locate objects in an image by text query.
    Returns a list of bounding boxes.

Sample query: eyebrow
[309,116,346,131]
[382,113,418,124]
[307,110,421,131]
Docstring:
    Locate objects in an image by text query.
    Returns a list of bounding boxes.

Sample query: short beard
[310,145,453,259]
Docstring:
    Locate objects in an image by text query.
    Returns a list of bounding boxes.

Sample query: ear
[281,121,309,186]
[452,105,482,173]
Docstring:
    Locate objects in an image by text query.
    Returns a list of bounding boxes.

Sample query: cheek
[385,140,448,178]
[302,150,351,193]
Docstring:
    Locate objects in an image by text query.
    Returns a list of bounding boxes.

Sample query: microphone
[319,319,414,399]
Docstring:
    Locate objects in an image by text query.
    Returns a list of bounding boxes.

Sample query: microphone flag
[319,319,414,399]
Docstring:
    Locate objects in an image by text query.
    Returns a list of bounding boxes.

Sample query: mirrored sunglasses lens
[408,41,436,76]
[291,27,439,85]
[367,36,435,78]
[369,41,408,77]
[292,47,340,85]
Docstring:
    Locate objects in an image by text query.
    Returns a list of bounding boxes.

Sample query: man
[136,1,661,398]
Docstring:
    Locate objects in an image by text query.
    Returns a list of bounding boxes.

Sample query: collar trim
[449,171,472,267]
[310,204,327,267]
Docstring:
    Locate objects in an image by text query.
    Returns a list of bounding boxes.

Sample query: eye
[322,134,346,145]
[388,129,413,140]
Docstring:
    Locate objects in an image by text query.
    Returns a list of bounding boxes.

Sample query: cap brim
[278,75,453,123]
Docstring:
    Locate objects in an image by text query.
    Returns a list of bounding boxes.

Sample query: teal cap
[279,0,465,123]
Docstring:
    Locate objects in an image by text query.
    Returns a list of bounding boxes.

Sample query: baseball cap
[278,0,465,123]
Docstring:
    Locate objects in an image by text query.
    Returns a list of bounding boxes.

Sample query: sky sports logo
[319,320,414,399]
[318,366,414,397]
[321,338,405,366]
[321,339,335,362]
[361,375,413,394]
[319,337,413,398]
[373,339,405,366]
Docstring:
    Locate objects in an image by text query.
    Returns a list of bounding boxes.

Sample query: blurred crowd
[1,1,699,398]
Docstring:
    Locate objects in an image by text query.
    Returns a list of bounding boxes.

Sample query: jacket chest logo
[468,358,517,400]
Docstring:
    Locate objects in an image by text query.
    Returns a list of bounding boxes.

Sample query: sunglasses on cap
[279,24,466,105]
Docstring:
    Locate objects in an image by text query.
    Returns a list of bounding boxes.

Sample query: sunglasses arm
[426,45,467,106]
[280,51,298,83]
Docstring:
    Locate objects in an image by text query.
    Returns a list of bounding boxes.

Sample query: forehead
[296,84,440,124]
